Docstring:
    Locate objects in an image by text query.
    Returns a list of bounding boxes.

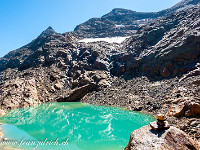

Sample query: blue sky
[0,0,181,57]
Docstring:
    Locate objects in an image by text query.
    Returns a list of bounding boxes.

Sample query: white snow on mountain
[115,24,125,28]
[78,36,130,43]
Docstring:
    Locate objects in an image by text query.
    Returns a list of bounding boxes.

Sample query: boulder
[0,110,6,116]
[169,101,200,117]
[168,102,186,117]
[54,82,63,90]
[57,83,98,102]
[185,102,200,117]
[125,125,200,150]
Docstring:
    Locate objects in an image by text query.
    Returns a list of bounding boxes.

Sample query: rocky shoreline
[81,74,200,143]
[0,73,199,149]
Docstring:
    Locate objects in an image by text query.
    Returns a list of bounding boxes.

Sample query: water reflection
[0,102,155,150]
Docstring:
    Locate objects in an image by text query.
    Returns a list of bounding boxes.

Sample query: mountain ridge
[74,0,200,38]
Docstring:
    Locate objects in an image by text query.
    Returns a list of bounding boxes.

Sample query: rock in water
[125,125,200,150]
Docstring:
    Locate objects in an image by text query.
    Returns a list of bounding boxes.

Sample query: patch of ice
[78,36,130,44]
[115,24,125,28]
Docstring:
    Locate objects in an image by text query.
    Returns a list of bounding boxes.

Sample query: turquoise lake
[0,102,155,150]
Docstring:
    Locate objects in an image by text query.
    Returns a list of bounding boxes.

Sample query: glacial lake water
[0,102,155,150]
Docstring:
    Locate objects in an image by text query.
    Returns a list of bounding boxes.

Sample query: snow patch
[78,36,130,44]
[115,24,125,28]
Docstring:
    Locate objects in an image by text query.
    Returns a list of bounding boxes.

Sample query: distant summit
[74,0,200,38]
[38,26,56,38]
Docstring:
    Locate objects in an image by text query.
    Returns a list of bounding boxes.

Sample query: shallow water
[0,102,155,150]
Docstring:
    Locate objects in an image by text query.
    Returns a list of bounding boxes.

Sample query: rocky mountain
[74,0,200,38]
[38,26,56,38]
[0,0,200,147]
[111,3,200,80]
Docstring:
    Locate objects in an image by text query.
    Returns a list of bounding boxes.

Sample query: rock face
[113,4,200,79]
[125,125,200,150]
[74,8,154,38]
[0,26,116,109]
[74,0,200,38]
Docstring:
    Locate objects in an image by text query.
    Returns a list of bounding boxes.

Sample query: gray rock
[125,125,200,150]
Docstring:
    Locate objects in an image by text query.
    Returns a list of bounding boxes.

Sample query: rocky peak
[102,8,155,23]
[158,0,200,16]
[38,26,56,38]
[103,8,137,17]
[74,0,200,38]
[173,0,200,9]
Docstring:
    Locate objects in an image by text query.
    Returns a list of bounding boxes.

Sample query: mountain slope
[74,0,200,38]
[0,26,62,71]
[110,3,200,79]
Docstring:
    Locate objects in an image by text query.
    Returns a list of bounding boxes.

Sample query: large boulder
[125,125,200,150]
[168,101,200,117]
[56,83,98,102]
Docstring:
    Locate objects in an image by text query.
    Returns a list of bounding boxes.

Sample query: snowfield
[78,36,130,44]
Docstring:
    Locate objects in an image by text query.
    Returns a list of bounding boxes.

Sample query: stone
[190,120,200,127]
[54,82,63,90]
[0,110,6,116]
[0,132,3,138]
[98,79,110,87]
[150,114,170,131]
[80,77,91,85]
[57,83,98,102]
[192,80,200,85]
[168,102,186,117]
[169,101,200,117]
[72,81,79,86]
[125,125,200,150]
[185,102,200,117]
[157,114,165,121]
[133,106,143,111]
[150,121,170,131]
